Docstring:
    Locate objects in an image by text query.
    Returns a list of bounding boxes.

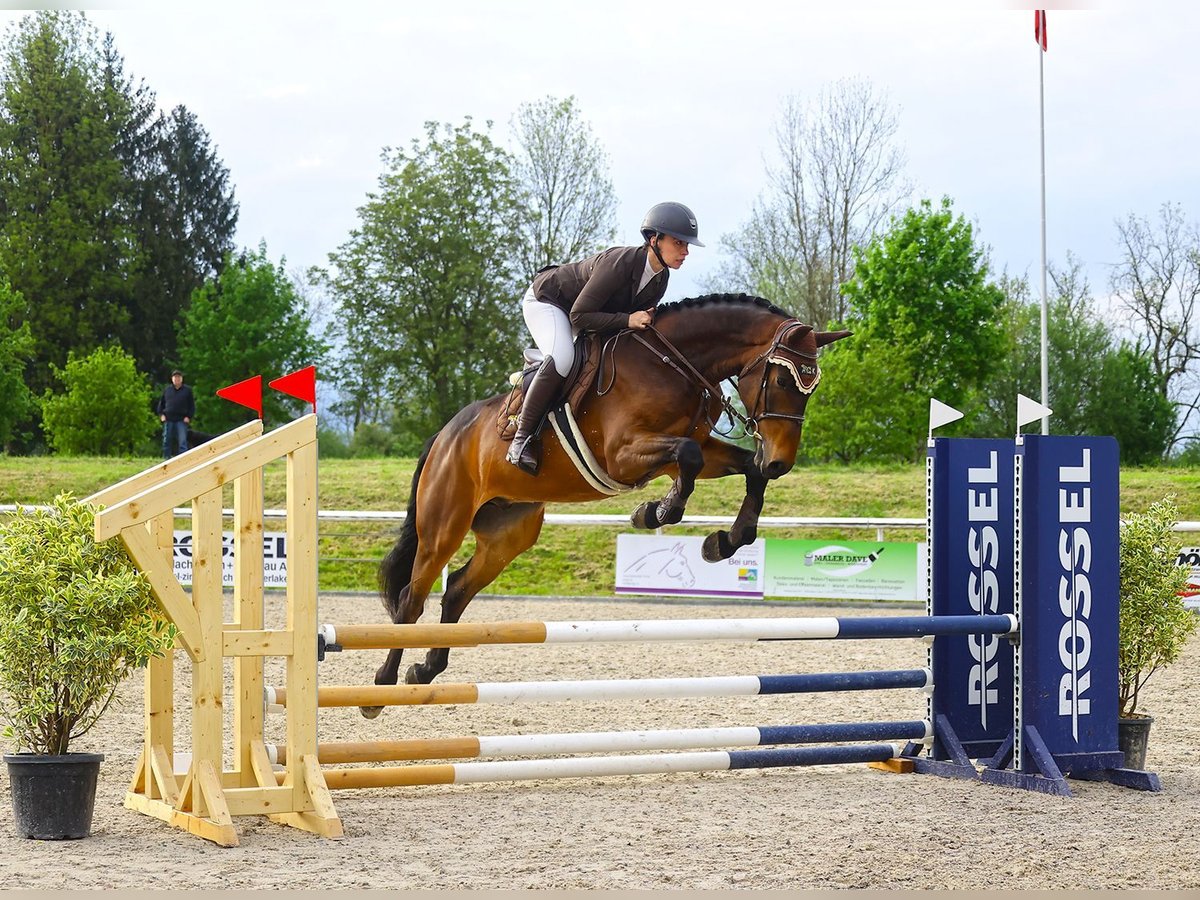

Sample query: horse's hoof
[702,530,734,562]
[360,705,383,720]
[631,501,659,529]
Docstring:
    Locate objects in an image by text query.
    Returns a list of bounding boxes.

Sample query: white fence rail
[5,505,1200,537]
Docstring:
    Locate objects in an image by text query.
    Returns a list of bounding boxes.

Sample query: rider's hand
[628,310,653,330]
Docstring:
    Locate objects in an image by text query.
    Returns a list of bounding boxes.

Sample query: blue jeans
[162,420,188,458]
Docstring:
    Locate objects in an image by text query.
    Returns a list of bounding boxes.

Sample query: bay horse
[362,293,850,717]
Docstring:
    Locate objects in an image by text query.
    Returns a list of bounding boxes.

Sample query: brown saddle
[497,333,603,441]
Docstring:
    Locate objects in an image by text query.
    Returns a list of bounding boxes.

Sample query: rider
[506,201,704,475]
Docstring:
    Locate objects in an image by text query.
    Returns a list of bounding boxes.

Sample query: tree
[806,198,1004,462]
[510,95,617,282]
[323,118,525,449]
[1110,202,1200,451]
[0,277,34,450]
[710,78,910,326]
[968,260,1174,462]
[0,11,237,410]
[39,345,157,455]
[0,12,134,395]
[123,103,238,382]
[178,243,326,433]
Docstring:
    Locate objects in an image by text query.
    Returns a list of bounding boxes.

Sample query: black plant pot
[1117,716,1153,771]
[4,752,104,840]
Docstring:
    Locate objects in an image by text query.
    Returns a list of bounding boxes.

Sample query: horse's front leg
[693,439,768,562]
[622,435,705,529]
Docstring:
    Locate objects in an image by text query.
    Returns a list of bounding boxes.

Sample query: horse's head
[736,322,852,479]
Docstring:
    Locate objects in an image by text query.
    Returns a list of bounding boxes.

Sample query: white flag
[1016,393,1053,430]
[929,398,964,434]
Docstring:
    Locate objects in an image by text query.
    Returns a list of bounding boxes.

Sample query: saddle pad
[548,404,635,495]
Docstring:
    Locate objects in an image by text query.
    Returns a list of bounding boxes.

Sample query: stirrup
[506,433,541,475]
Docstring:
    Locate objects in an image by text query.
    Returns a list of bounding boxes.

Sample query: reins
[594,317,820,440]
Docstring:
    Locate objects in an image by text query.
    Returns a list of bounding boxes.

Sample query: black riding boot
[506,357,567,475]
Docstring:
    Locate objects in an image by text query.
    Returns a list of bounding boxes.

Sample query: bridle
[735,320,821,436]
[617,319,820,441]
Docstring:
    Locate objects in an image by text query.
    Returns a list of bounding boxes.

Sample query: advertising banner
[762,539,924,602]
[1176,547,1200,611]
[173,530,288,588]
[615,534,765,599]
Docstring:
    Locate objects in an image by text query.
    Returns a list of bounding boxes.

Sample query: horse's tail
[379,430,439,620]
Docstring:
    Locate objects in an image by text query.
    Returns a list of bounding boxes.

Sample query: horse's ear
[815,329,853,348]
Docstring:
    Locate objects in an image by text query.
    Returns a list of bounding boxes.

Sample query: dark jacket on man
[531,245,669,334]
[157,383,195,422]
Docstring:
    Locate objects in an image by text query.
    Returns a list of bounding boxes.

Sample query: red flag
[1035,10,1047,52]
[216,374,263,419]
[269,365,317,414]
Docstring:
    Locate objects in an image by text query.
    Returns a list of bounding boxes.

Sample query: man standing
[157,370,195,459]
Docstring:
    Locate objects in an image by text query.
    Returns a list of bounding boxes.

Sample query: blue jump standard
[919,434,1163,796]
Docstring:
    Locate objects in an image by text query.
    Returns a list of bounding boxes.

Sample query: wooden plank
[124,791,177,825]
[95,415,316,540]
[869,758,916,774]
[221,785,296,816]
[119,525,204,660]
[127,749,148,794]
[300,755,343,839]
[149,745,181,806]
[248,740,281,791]
[233,466,265,786]
[144,512,176,795]
[223,630,293,657]
[284,440,320,815]
[84,420,263,508]
[191,489,225,785]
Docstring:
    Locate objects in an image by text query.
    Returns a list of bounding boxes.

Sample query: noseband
[737,320,821,435]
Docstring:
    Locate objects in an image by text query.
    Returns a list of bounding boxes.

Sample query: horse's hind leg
[406,500,545,685]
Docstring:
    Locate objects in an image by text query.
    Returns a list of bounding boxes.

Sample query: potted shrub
[1117,496,1199,769]
[0,493,173,839]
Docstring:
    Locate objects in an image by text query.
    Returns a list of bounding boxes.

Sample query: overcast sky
[3,1,1198,319]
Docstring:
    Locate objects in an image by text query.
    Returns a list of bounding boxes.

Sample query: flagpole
[1038,17,1049,435]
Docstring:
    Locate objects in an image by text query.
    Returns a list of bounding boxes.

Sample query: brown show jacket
[531,245,668,334]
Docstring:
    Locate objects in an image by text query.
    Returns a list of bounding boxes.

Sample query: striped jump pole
[268,720,934,765]
[266,668,934,709]
[276,743,907,789]
[318,614,1018,652]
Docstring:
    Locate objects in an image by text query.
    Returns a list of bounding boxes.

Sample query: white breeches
[522,285,576,377]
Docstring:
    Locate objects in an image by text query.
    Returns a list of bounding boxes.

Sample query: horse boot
[506,356,567,475]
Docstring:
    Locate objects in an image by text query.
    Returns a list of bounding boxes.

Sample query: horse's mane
[653,292,797,321]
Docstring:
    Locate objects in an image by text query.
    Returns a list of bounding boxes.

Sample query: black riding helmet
[640,202,705,247]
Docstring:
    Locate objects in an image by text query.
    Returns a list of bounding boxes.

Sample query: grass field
[3,452,1199,596]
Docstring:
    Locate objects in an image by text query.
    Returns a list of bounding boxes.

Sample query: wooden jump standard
[88,414,338,847]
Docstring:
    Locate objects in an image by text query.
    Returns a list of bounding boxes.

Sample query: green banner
[763,539,922,601]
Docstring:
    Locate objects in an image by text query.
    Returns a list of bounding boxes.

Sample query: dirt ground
[1,592,1197,890]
